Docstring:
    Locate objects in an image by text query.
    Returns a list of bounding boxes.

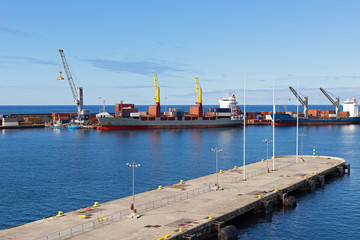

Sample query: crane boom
[319,88,340,119]
[154,74,160,104]
[152,74,161,117]
[58,49,90,124]
[58,49,78,102]
[195,77,202,104]
[289,86,308,118]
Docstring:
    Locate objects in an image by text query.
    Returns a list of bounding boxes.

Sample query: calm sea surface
[0,105,359,239]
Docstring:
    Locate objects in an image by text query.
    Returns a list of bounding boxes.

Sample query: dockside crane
[153,74,161,117]
[289,86,308,118]
[58,49,90,125]
[195,77,203,117]
[320,88,340,119]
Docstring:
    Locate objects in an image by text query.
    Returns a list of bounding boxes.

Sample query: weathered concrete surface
[0,155,346,240]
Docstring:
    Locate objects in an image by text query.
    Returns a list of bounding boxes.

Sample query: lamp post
[262,139,272,171]
[126,161,141,217]
[211,148,222,188]
[299,133,307,161]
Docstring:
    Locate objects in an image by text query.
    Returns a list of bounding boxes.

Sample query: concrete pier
[0,155,348,240]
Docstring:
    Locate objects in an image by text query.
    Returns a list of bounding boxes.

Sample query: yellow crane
[150,74,161,117]
[195,77,202,104]
[192,77,203,117]
[154,74,160,104]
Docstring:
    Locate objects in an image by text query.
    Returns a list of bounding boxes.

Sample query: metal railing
[34,158,300,240]
[34,184,211,240]
[231,160,297,183]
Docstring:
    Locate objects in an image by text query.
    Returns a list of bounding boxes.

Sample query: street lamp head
[211,148,223,152]
[126,162,141,167]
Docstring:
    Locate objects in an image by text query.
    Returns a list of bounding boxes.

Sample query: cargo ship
[274,98,360,126]
[96,94,243,130]
[96,76,243,130]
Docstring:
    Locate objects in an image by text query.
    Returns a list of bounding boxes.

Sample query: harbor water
[0,106,359,239]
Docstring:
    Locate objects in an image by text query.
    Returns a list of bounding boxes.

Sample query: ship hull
[274,113,360,126]
[96,115,242,131]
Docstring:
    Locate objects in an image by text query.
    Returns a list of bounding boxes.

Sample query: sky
[1,0,360,106]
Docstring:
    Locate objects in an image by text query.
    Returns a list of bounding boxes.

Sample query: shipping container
[217,112,231,117]
[130,112,140,117]
[24,117,42,124]
[169,108,184,112]
[190,106,200,116]
[217,108,231,113]
[340,111,350,117]
[2,122,19,127]
[205,108,218,112]
[176,112,184,117]
[148,106,157,116]
[329,114,337,118]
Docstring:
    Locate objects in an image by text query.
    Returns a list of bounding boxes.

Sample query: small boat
[68,125,79,130]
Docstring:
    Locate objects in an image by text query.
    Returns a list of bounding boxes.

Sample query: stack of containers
[169,108,184,117]
[340,111,350,117]
[115,103,139,117]
[52,113,70,123]
[217,108,231,117]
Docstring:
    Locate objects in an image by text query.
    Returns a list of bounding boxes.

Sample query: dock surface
[0,155,347,240]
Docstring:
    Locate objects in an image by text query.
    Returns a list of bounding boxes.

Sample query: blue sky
[1,1,359,105]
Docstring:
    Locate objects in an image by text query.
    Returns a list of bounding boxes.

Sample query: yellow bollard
[219,170,223,174]
[208,215,212,219]
[179,227,183,232]
[275,188,278,192]
[56,211,63,217]
[304,176,307,179]
[233,166,237,170]
[179,180,184,185]
[157,238,164,240]
[261,159,264,162]
[165,235,171,239]
[158,185,163,190]
[93,202,99,207]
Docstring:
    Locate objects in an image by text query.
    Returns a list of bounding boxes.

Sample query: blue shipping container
[217,108,231,113]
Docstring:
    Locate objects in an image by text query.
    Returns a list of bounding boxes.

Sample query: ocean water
[0,104,343,115]
[0,106,359,240]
